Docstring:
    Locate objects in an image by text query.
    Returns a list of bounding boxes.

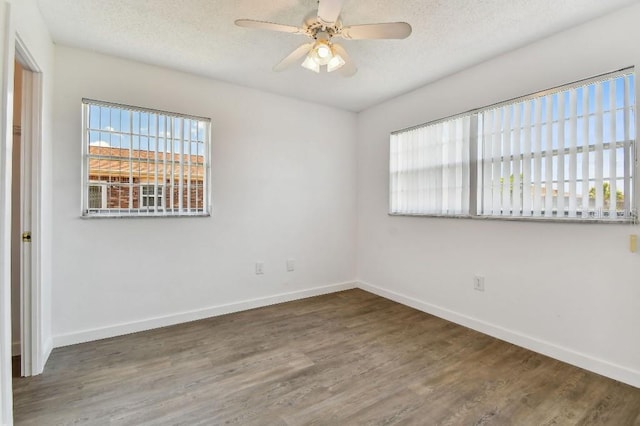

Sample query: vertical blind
[390,69,635,222]
[390,116,471,215]
[479,72,635,219]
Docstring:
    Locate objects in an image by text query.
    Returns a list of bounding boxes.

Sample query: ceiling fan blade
[317,0,345,25]
[235,19,303,34]
[332,43,357,77]
[340,22,412,40]
[273,43,314,71]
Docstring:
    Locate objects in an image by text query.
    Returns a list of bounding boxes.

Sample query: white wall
[51,47,357,345]
[357,4,640,387]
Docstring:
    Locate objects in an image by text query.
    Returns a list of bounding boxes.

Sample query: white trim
[53,281,356,348]
[42,337,52,365]
[15,35,44,376]
[18,61,32,377]
[45,279,640,389]
[357,281,640,389]
[0,1,15,423]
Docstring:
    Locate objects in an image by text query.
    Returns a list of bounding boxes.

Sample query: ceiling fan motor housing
[304,12,342,39]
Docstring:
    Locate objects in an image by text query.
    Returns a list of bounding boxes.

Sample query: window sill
[81,210,211,219]
[388,212,637,225]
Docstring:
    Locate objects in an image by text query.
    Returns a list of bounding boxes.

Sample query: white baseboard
[11,341,19,357]
[357,281,640,389]
[53,281,356,348]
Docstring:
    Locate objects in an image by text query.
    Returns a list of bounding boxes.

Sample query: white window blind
[82,99,211,217]
[389,68,635,222]
[479,71,635,220]
[390,116,471,215]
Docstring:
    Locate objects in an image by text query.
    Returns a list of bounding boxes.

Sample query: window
[390,69,636,222]
[141,184,164,208]
[390,116,471,215]
[88,183,107,209]
[82,99,211,217]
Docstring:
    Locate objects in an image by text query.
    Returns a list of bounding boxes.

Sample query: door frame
[0,2,15,422]
[15,35,43,377]
[0,1,45,422]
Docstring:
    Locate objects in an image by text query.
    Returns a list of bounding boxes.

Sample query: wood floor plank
[12,289,640,425]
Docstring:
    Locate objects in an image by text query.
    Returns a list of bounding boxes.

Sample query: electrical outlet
[255,261,264,275]
[474,276,485,292]
[286,258,295,272]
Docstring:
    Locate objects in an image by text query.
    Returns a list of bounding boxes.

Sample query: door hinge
[22,231,31,242]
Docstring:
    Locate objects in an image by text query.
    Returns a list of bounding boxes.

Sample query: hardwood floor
[12,289,640,425]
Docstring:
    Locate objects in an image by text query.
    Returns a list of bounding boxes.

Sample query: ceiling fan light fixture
[301,55,320,73]
[236,1,413,78]
[316,43,331,59]
[327,54,345,72]
[309,40,334,66]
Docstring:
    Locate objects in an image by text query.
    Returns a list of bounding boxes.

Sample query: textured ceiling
[36,0,638,112]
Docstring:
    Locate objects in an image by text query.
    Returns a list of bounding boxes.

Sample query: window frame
[81,99,212,218]
[140,184,164,210]
[87,182,108,211]
[389,67,637,224]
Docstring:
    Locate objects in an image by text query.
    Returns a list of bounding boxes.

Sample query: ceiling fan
[235,0,412,77]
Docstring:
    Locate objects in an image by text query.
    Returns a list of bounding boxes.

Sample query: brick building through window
[88,145,206,213]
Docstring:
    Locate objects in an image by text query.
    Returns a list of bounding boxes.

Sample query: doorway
[12,38,44,378]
